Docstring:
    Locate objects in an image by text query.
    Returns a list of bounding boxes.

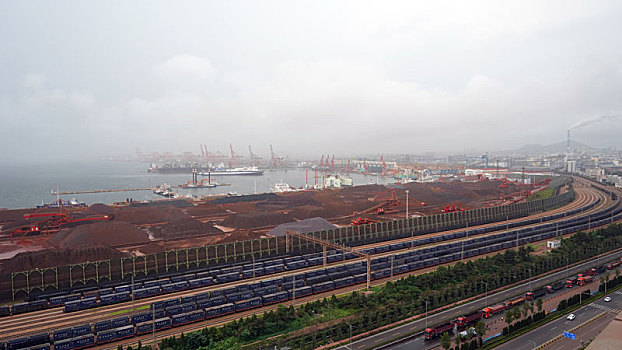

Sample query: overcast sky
[1,1,622,162]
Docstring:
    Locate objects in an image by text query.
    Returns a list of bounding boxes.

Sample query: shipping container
[111,316,131,328]
[234,297,263,311]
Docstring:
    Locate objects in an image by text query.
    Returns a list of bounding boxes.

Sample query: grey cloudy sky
[1,1,622,162]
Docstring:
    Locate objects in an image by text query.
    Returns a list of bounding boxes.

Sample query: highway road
[335,250,622,350]
[496,290,622,350]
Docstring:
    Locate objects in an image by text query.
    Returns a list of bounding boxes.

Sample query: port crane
[270,144,285,168]
[249,145,262,167]
[229,144,243,168]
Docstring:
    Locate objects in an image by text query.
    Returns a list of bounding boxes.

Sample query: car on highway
[567,313,576,321]
[604,296,612,302]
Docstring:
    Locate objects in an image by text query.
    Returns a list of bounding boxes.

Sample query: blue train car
[114,285,131,294]
[334,276,355,288]
[172,310,204,326]
[180,302,197,313]
[72,324,91,337]
[95,329,116,344]
[234,297,263,311]
[53,328,74,342]
[136,317,172,335]
[30,343,51,350]
[165,305,183,316]
[261,291,289,305]
[114,325,134,340]
[6,337,28,350]
[93,320,112,333]
[281,280,305,290]
[111,316,131,328]
[27,333,50,348]
[226,290,254,303]
[204,303,235,319]
[99,294,119,306]
[73,334,95,349]
[53,338,75,350]
[287,286,313,299]
[216,272,240,283]
[311,281,335,294]
[0,305,11,317]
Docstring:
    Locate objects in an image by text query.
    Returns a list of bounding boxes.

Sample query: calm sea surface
[0,161,393,209]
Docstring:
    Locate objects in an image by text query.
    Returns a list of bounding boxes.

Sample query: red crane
[229,144,243,168]
[3,201,113,238]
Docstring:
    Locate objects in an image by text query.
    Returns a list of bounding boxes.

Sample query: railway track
[0,185,607,340]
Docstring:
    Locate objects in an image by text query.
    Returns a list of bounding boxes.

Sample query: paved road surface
[335,250,622,350]
[496,289,622,350]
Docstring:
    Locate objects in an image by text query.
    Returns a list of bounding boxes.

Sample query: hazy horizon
[2,1,622,162]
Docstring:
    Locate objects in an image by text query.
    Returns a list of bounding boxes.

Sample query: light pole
[461,222,469,261]
[390,255,394,278]
[252,255,256,281]
[345,322,353,350]
[405,190,409,220]
[527,268,532,291]
[566,257,569,279]
[131,274,134,302]
[483,282,489,307]
[424,300,429,329]
[152,304,156,348]
[292,274,296,305]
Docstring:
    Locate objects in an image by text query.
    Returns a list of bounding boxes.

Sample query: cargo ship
[148,163,208,174]
[198,167,264,176]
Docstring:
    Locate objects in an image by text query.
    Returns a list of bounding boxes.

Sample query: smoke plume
[570,115,622,130]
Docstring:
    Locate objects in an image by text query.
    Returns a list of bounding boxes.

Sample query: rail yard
[1,176,622,350]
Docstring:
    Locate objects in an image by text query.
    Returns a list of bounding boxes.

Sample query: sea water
[0,161,393,209]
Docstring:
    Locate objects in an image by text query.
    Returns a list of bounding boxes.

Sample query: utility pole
[461,222,469,261]
[424,300,429,329]
[292,274,296,305]
[131,274,134,302]
[405,190,409,220]
[346,322,353,350]
[151,307,158,349]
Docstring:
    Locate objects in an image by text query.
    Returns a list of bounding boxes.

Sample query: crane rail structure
[285,230,372,290]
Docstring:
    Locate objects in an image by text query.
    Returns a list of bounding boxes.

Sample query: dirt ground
[0,180,529,273]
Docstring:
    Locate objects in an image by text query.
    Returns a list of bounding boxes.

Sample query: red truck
[481,304,505,318]
[566,276,578,288]
[582,268,597,276]
[577,276,593,286]
[424,321,454,340]
[525,287,547,301]
[607,261,620,270]
[504,297,526,309]
[456,311,481,329]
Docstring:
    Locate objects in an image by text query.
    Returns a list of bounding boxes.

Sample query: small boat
[272,182,296,193]
[153,183,178,198]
